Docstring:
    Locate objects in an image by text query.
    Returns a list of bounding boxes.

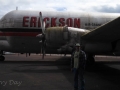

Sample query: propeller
[36,12,46,59]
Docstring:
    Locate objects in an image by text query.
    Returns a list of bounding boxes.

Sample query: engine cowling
[45,26,89,52]
[45,26,69,48]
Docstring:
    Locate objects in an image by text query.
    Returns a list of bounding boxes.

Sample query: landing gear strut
[0,50,5,61]
[86,54,95,67]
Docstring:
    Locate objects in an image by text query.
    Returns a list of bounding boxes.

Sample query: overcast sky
[0,0,120,18]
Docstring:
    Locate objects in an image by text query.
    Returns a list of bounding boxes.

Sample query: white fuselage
[0,10,120,53]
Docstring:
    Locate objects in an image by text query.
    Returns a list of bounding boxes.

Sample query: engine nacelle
[45,26,69,48]
[67,27,89,44]
[45,26,89,52]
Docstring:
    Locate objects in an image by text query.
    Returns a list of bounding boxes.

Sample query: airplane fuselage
[0,10,120,54]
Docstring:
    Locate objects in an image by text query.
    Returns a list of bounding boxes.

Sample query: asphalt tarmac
[0,54,120,90]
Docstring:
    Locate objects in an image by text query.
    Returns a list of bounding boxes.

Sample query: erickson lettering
[23,16,80,28]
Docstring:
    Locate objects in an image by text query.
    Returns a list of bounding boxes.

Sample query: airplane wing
[81,17,120,42]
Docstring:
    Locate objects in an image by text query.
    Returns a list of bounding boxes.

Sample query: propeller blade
[40,45,42,56]
[39,12,46,34]
[42,50,45,59]
[42,41,46,59]
[36,34,44,40]
[43,21,46,34]
[39,12,43,31]
[36,34,42,37]
[39,12,46,59]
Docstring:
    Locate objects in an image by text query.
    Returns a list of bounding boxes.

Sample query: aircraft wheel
[0,56,5,61]
[86,54,95,68]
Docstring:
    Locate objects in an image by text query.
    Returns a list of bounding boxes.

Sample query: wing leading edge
[81,17,120,42]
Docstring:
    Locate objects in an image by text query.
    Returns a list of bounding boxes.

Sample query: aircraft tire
[86,54,95,68]
[0,56,5,61]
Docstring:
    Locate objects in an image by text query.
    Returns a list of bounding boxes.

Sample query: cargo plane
[0,10,120,64]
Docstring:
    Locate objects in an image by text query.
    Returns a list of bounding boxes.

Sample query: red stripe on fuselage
[0,32,40,36]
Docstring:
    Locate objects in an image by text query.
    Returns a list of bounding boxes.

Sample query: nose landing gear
[0,56,5,61]
[0,50,5,61]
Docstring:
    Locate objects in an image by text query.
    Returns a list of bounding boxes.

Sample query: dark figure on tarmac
[71,43,86,90]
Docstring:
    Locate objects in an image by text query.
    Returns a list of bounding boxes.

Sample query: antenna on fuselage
[16,6,18,10]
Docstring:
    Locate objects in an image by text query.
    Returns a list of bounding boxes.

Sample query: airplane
[0,10,120,65]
